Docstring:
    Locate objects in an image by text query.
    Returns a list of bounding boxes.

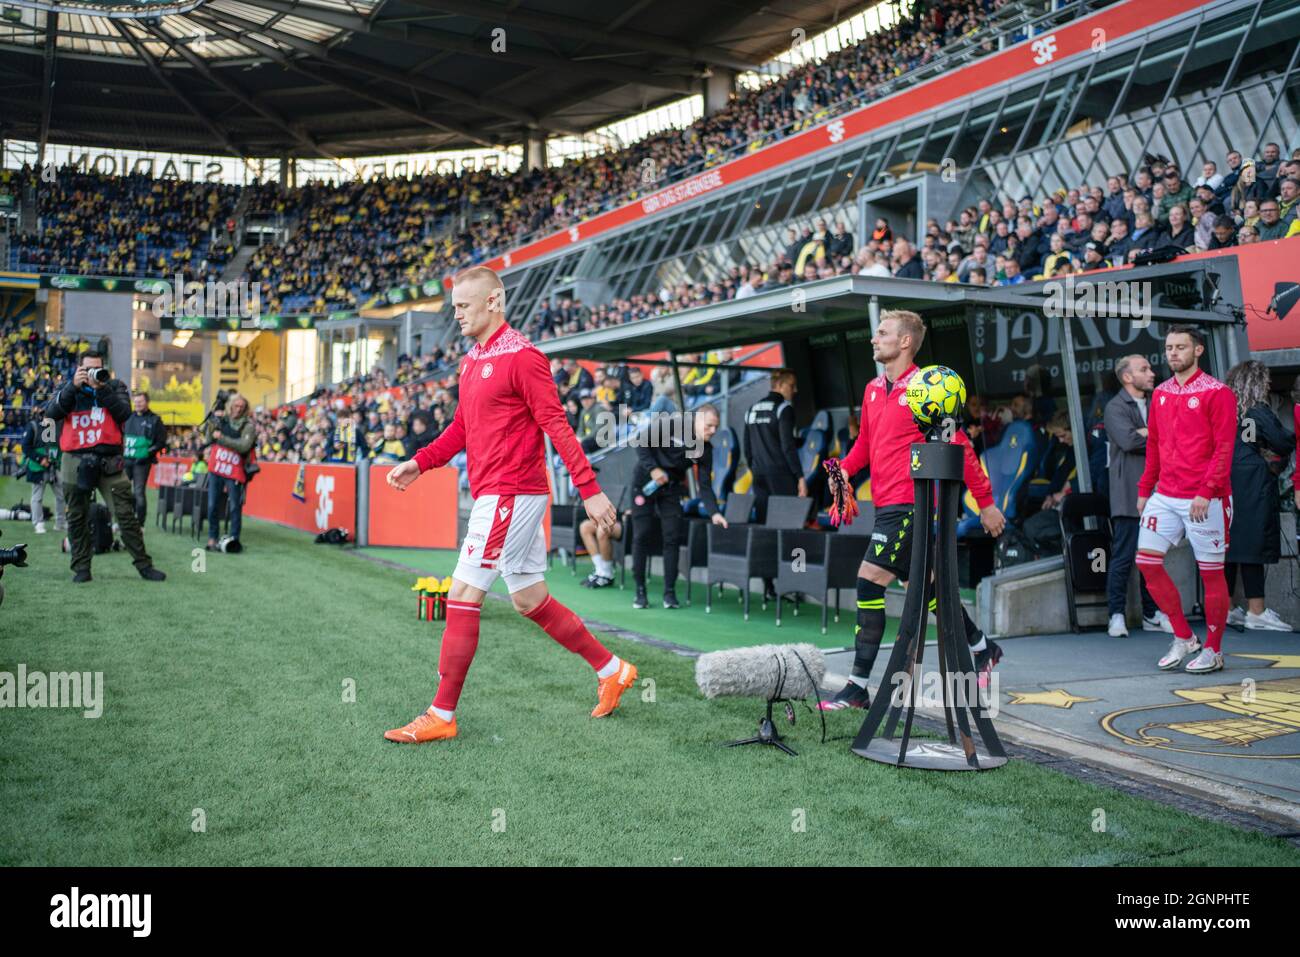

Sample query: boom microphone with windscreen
[695,643,826,700]
[695,643,826,756]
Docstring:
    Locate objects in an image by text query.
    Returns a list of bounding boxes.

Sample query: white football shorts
[453,492,550,594]
[1137,491,1232,562]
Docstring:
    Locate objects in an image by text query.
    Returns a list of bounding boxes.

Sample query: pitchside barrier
[149,456,468,548]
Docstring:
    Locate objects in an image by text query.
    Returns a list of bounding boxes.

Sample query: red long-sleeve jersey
[413,323,601,500]
[1137,367,1236,501]
[840,364,993,510]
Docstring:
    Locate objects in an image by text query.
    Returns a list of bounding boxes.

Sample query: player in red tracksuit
[382,266,636,743]
[1136,325,1237,674]
[820,310,1007,711]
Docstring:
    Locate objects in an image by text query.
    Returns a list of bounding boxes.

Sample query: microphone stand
[721,650,826,757]
[724,652,799,756]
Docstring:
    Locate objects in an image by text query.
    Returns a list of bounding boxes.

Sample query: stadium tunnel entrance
[537,263,1247,636]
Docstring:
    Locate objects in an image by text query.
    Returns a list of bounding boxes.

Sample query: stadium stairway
[220,190,257,283]
[220,244,258,285]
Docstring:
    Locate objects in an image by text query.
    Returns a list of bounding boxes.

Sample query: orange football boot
[591,660,638,718]
[384,706,458,743]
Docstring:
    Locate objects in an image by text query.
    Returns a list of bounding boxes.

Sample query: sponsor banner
[367,464,460,549]
[42,275,170,294]
[148,457,354,535]
[465,0,1208,281]
[37,274,368,327]
[383,279,444,306]
[242,462,357,534]
[205,332,283,409]
[167,312,348,331]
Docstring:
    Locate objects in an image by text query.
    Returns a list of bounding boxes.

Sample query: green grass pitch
[1,476,1296,866]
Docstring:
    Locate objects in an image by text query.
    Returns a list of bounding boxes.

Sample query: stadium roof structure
[0,0,872,159]
[533,270,1239,364]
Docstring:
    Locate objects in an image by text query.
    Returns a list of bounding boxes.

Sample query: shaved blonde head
[454,266,504,297]
[453,266,506,341]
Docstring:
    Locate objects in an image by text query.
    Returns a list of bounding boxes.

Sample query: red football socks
[524,594,614,671]
[432,600,482,712]
[1198,559,1229,653]
[1136,552,1194,640]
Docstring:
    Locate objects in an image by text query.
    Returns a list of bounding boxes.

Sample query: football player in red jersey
[382,267,635,742]
[821,310,1006,710]
[1135,325,1237,673]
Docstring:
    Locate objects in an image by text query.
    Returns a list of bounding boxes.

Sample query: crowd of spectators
[6,0,1030,310]
[0,321,95,475]
[170,345,466,466]
[536,143,1300,327]
[8,170,239,282]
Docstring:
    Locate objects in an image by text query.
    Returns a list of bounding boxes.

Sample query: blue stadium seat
[684,426,739,518]
[958,420,1036,538]
[798,428,826,485]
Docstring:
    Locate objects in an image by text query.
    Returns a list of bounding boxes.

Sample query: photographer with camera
[45,351,166,583]
[201,391,254,552]
[20,415,66,534]
[123,391,168,525]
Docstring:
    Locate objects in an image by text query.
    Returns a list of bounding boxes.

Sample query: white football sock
[431,706,454,721]
[596,656,621,679]
[847,674,869,688]
[596,556,612,577]
[969,635,987,653]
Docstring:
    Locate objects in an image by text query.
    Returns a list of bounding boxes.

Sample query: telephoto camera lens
[88,368,110,385]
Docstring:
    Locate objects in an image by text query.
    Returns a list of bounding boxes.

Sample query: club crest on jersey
[897,393,908,406]
[1160,395,1167,404]
[1188,396,1199,409]
[481,362,494,379]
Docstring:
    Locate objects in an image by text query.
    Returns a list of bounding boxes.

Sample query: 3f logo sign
[1032,35,1057,65]
[315,474,335,530]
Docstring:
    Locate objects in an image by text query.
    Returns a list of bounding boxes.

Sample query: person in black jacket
[1156,204,1196,252]
[1222,361,1295,631]
[619,365,653,413]
[629,404,727,610]
[44,351,166,583]
[743,369,807,601]
[123,391,168,524]
[403,411,435,457]
[20,415,66,534]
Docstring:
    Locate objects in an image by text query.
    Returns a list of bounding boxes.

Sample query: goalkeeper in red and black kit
[821,310,1006,710]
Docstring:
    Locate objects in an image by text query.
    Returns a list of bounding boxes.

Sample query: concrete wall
[60,291,134,377]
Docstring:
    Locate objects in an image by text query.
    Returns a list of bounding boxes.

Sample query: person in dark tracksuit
[630,405,727,610]
[1223,360,1295,631]
[743,369,807,599]
[21,415,66,533]
[1104,355,1167,636]
[123,391,168,524]
[44,351,166,584]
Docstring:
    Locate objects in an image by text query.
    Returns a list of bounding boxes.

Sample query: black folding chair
[1061,493,1112,632]
[706,494,809,620]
